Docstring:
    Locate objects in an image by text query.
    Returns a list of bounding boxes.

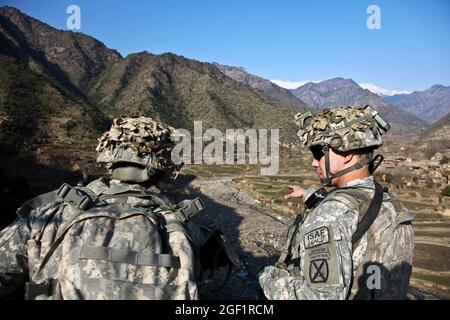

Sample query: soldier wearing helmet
[96,116,183,183]
[258,105,415,300]
[0,116,207,300]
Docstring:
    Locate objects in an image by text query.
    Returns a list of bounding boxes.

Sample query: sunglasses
[311,146,325,161]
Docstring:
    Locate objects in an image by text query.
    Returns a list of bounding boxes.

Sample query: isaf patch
[309,259,329,283]
[304,227,329,249]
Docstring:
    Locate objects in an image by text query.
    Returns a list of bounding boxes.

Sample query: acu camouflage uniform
[0,117,203,300]
[258,105,415,300]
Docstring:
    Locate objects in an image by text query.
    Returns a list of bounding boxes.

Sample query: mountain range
[213,66,447,131]
[385,85,450,124]
[0,5,448,160]
[282,80,449,125]
[0,6,309,157]
[289,78,428,132]
[213,63,308,109]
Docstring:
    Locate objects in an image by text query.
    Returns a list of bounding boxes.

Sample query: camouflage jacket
[258,176,415,300]
[0,178,201,300]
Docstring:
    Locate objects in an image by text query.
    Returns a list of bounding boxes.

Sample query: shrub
[408,191,417,198]
[440,156,449,165]
[62,119,78,132]
[442,186,450,197]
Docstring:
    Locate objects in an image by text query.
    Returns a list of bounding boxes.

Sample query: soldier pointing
[258,105,415,299]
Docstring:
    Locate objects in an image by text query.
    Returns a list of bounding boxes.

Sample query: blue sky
[2,0,450,92]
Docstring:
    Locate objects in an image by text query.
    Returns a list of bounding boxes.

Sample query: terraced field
[410,217,450,298]
[182,164,256,178]
[232,175,311,217]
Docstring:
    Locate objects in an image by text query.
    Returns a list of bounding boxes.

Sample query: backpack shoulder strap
[322,182,385,245]
[100,192,205,221]
[350,182,384,245]
[322,187,371,212]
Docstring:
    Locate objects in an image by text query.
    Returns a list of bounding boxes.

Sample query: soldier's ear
[343,152,355,164]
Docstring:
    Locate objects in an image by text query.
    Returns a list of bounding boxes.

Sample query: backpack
[323,183,415,299]
[276,181,415,299]
[18,180,205,300]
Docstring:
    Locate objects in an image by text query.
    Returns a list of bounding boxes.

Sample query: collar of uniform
[340,176,374,188]
[85,178,110,195]
[103,179,147,195]
[87,178,161,196]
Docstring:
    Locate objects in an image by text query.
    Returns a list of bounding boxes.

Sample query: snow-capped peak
[270,80,321,90]
[270,79,412,96]
[358,83,411,96]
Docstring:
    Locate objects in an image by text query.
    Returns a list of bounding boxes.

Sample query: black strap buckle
[176,197,205,221]
[25,280,55,300]
[304,188,328,209]
[369,154,384,174]
[57,183,93,210]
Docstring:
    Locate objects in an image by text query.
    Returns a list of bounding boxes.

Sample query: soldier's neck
[335,167,371,187]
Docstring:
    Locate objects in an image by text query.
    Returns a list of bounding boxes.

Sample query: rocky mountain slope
[213,63,308,109]
[385,85,450,124]
[0,5,113,155]
[89,52,309,137]
[0,5,310,156]
[421,112,450,140]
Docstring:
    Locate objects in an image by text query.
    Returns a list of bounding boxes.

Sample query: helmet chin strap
[319,145,376,187]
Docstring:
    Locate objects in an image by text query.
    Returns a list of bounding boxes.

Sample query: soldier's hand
[284,185,305,200]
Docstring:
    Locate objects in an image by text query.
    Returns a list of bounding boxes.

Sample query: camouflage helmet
[96,116,182,181]
[295,105,390,152]
[295,105,390,186]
